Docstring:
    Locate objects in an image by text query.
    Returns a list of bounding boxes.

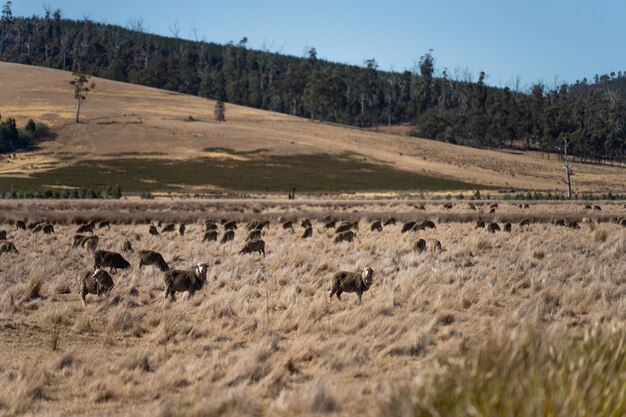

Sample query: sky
[12,0,626,88]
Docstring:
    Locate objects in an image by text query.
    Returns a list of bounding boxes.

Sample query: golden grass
[1,62,626,192]
[1,200,626,415]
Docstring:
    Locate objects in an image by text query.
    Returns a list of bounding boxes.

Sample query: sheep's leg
[80,286,87,307]
[336,291,342,301]
[357,292,362,304]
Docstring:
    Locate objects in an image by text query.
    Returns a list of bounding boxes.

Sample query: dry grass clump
[379,326,626,417]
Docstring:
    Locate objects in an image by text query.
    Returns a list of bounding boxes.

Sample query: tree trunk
[76,97,82,123]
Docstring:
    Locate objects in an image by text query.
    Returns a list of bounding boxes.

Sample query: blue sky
[12,0,626,88]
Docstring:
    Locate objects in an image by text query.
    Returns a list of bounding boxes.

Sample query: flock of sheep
[0,201,615,306]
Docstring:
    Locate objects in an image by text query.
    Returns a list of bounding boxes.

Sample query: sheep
[82,236,99,252]
[519,219,531,227]
[246,220,269,231]
[414,239,442,253]
[282,221,294,231]
[203,230,218,242]
[15,221,26,230]
[486,222,500,233]
[489,208,496,214]
[565,220,580,230]
[553,219,566,227]
[475,220,486,229]
[149,225,159,236]
[122,239,133,253]
[42,224,55,234]
[301,227,313,239]
[72,234,87,248]
[383,218,397,226]
[246,230,262,242]
[138,250,169,272]
[401,222,416,233]
[443,202,453,210]
[161,223,176,233]
[324,220,336,229]
[223,221,237,231]
[468,203,477,211]
[329,267,374,303]
[301,219,312,228]
[503,223,512,233]
[205,223,218,231]
[594,205,602,211]
[0,241,18,254]
[413,239,427,253]
[76,224,94,234]
[370,220,383,232]
[0,230,6,240]
[163,263,209,301]
[32,224,44,233]
[421,220,436,229]
[93,250,131,274]
[98,221,110,229]
[490,203,499,209]
[179,224,186,236]
[334,230,355,243]
[585,204,592,210]
[79,269,115,306]
[240,239,266,256]
[28,221,43,230]
[221,230,235,244]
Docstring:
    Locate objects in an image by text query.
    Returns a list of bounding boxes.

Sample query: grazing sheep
[383,218,397,226]
[490,203,499,209]
[421,220,436,229]
[15,221,26,230]
[72,234,87,248]
[42,224,55,234]
[553,219,566,227]
[468,203,477,211]
[122,239,133,253]
[282,221,294,231]
[301,219,312,228]
[486,222,500,233]
[203,230,218,242]
[0,230,6,240]
[79,269,114,306]
[205,222,218,231]
[412,222,427,232]
[163,263,209,301]
[519,219,531,227]
[370,220,383,232]
[98,221,110,229]
[413,239,427,253]
[82,236,99,252]
[401,222,416,233]
[414,239,442,253]
[149,225,159,236]
[503,223,512,233]
[594,205,602,211]
[475,220,486,229]
[246,230,262,241]
[489,208,496,214]
[32,224,44,233]
[443,202,453,210]
[161,223,176,233]
[76,224,94,234]
[523,204,530,209]
[223,221,237,231]
[28,221,43,230]
[246,220,269,231]
[0,241,18,254]
[93,250,131,274]
[240,239,266,256]
[179,224,186,236]
[138,250,169,272]
[565,220,580,230]
[585,204,592,210]
[329,267,374,303]
[301,227,312,239]
[334,230,355,243]
[221,230,235,244]
[324,220,336,229]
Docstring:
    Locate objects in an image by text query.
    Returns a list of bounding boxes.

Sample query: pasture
[1,198,626,416]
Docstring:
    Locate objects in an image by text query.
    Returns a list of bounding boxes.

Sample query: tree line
[1,3,625,163]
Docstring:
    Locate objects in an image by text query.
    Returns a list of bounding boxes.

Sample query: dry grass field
[1,199,626,416]
[2,62,626,192]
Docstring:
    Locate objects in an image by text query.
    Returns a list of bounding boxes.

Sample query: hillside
[1,62,626,193]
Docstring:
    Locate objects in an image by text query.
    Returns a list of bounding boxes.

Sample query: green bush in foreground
[380,327,626,417]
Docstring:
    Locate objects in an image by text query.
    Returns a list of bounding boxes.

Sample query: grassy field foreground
[1,201,626,416]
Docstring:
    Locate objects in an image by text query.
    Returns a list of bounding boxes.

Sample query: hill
[1,62,626,194]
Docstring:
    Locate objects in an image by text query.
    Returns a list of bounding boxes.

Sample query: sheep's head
[196,263,209,280]
[362,267,374,288]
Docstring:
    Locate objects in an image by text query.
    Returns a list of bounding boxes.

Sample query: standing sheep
[240,239,266,256]
[149,225,159,236]
[223,221,238,231]
[93,250,131,274]
[15,221,26,230]
[370,220,383,232]
[383,218,396,226]
[179,224,186,236]
[301,227,313,239]
[301,219,312,228]
[503,223,512,233]
[79,269,114,306]
[246,230,262,242]
[122,239,133,253]
[282,221,294,231]
[324,220,336,229]
[334,230,355,243]
[76,224,94,234]
[329,267,374,303]
[203,231,218,242]
[138,250,170,272]
[401,222,416,233]
[163,263,209,301]
[161,224,176,233]
[0,241,18,254]
[486,222,500,233]
[221,230,235,244]
[42,224,55,234]
[0,230,7,240]
[98,221,110,229]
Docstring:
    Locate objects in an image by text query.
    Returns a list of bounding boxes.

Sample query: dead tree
[559,139,574,199]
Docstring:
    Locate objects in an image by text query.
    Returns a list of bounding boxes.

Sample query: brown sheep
[475,220,486,229]
[205,222,218,231]
[72,234,87,248]
[163,263,209,301]
[301,219,312,228]
[329,267,374,303]
[370,220,382,232]
[122,239,133,253]
[334,230,355,243]
[179,224,186,236]
[413,239,427,253]
[79,269,115,306]
[82,236,99,252]
[42,224,55,234]
[486,222,500,233]
[519,219,531,227]
[203,230,218,242]
[161,223,176,233]
[223,220,238,231]
[28,221,43,230]
[282,221,294,231]
[240,239,266,256]
[0,230,6,240]
[468,203,477,211]
[0,241,18,254]
[301,227,313,239]
[565,220,580,230]
[503,223,512,233]
[98,221,110,229]
[401,222,416,233]
[76,224,94,234]
[246,230,262,242]
[594,205,602,211]
[324,220,336,229]
[414,239,442,253]
[421,220,436,229]
[221,230,235,244]
[15,220,26,230]
[443,202,453,210]
[383,218,397,226]
[149,225,159,236]
[93,250,131,274]
[335,221,358,234]
[138,250,169,272]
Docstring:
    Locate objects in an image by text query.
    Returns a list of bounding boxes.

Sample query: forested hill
[1,5,626,163]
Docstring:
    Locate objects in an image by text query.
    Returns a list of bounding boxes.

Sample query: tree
[1,1,12,23]
[70,72,95,123]
[559,139,574,198]
[214,100,225,123]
